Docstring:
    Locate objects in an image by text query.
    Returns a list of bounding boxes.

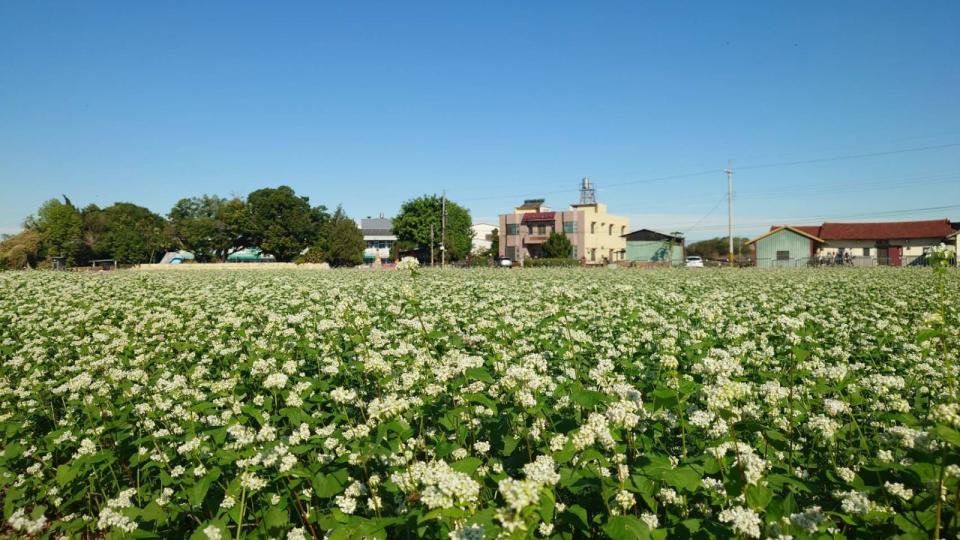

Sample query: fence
[755,254,957,268]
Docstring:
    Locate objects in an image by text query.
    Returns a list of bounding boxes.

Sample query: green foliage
[685,236,750,261]
[0,229,41,269]
[90,203,170,264]
[490,227,499,257]
[523,257,580,267]
[541,232,573,259]
[34,197,83,264]
[393,195,473,261]
[246,186,327,262]
[0,269,959,538]
[318,206,365,267]
[168,195,248,261]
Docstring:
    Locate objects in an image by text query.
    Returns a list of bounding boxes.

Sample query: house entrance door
[889,246,903,267]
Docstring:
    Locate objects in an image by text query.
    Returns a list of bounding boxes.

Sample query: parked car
[497,257,513,268]
[685,255,704,268]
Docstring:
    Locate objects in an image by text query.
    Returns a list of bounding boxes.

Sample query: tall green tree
[542,232,573,258]
[168,195,250,261]
[246,186,327,262]
[0,230,41,269]
[317,206,365,267]
[34,197,83,263]
[93,203,170,264]
[393,195,473,261]
[490,228,499,257]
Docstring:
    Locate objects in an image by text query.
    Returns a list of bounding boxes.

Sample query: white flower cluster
[8,507,47,535]
[718,505,761,538]
[391,460,480,510]
[96,488,138,534]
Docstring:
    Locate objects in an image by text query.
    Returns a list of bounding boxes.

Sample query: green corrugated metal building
[746,226,823,267]
[227,248,276,263]
[623,229,685,266]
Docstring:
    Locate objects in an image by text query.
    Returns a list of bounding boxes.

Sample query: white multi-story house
[471,223,497,254]
[359,217,396,264]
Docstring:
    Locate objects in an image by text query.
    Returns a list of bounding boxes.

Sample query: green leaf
[465,367,495,383]
[449,457,482,475]
[539,488,556,522]
[564,505,590,531]
[265,505,288,530]
[190,469,220,507]
[662,466,700,492]
[933,425,960,447]
[746,485,773,509]
[56,464,78,486]
[603,515,651,540]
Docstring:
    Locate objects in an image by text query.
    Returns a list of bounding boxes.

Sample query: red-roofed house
[746,219,957,267]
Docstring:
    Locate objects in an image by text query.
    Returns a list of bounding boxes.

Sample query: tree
[94,203,170,264]
[0,229,41,269]
[33,197,83,264]
[685,236,750,262]
[393,195,473,261]
[246,186,326,262]
[542,232,573,258]
[317,206,364,267]
[490,228,499,257]
[168,195,252,261]
[169,195,228,261]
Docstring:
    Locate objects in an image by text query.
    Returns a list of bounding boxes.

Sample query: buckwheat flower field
[1,268,958,539]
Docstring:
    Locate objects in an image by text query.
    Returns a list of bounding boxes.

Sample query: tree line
[0,186,474,269]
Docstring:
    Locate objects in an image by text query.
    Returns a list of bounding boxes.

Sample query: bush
[296,247,325,264]
[523,257,580,267]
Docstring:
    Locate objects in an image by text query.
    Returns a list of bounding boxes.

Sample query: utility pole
[726,161,734,267]
[430,224,435,267]
[441,191,447,269]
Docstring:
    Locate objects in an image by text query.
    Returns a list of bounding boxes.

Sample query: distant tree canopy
[542,232,573,259]
[393,195,473,261]
[34,197,83,264]
[0,230,42,269]
[5,186,414,268]
[168,195,250,261]
[93,203,170,264]
[316,206,365,267]
[685,236,751,261]
[245,186,328,262]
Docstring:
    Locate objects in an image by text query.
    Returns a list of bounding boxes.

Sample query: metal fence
[755,255,957,268]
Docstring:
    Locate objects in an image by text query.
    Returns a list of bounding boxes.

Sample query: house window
[570,246,577,258]
[506,224,519,236]
[564,221,576,233]
[776,250,790,261]
[505,247,516,259]
[863,248,871,256]
[608,224,614,235]
[590,248,596,261]
[591,222,596,234]
[537,224,546,235]
[621,226,626,235]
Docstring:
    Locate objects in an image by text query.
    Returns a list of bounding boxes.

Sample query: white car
[498,257,513,268]
[685,255,704,268]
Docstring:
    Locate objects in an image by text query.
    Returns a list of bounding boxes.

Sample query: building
[623,229,684,266]
[471,223,497,254]
[746,219,957,267]
[359,217,396,264]
[498,179,629,265]
[227,248,276,263]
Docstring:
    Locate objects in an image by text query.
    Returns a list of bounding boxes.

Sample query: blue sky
[1,1,958,240]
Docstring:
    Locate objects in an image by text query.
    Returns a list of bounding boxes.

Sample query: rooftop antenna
[579,177,596,204]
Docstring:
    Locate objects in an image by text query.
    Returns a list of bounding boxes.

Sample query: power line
[736,143,959,171]
[680,194,727,235]
[681,203,960,233]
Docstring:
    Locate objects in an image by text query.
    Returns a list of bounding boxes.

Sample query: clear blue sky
[2,1,958,240]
